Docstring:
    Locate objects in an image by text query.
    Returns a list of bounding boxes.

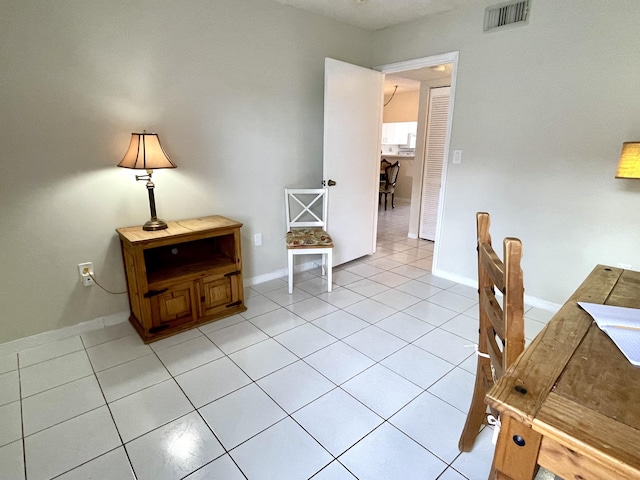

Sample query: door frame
[375,52,458,275]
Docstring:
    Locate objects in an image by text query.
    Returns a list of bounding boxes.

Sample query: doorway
[377,52,458,273]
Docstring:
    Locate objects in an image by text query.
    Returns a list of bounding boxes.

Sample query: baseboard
[431,268,475,289]
[0,262,320,356]
[521,295,562,312]
[1,263,560,356]
[0,312,129,356]
[244,260,317,286]
[431,267,561,313]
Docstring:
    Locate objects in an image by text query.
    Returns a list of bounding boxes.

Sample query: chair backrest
[381,159,392,170]
[285,188,329,231]
[385,162,400,186]
[476,212,524,379]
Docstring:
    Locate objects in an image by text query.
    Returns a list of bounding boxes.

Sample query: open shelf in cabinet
[144,235,237,286]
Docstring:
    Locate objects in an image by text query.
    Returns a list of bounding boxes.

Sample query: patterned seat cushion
[286,228,333,248]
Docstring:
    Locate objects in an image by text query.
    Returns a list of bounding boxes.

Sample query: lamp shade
[117,132,177,170]
[615,142,640,179]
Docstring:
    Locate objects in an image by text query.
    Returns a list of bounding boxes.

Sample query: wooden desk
[486,265,640,479]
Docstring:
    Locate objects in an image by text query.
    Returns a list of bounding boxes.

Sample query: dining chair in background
[379,161,400,210]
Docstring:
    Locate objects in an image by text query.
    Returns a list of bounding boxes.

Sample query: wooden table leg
[490,415,542,480]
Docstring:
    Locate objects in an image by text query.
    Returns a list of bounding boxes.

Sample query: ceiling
[270,0,478,31]
[270,1,457,96]
[384,63,452,95]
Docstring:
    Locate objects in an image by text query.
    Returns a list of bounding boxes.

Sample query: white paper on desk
[577,302,640,366]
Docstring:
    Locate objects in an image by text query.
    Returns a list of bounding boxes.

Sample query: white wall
[0,0,372,343]
[383,91,419,122]
[393,158,413,201]
[5,0,640,344]
[373,0,640,305]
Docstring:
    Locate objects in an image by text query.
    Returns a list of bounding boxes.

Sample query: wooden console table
[116,215,246,343]
[486,265,640,479]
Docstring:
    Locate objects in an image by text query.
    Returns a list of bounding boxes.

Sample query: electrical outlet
[78,262,94,287]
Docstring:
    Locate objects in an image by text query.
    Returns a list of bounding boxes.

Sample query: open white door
[323,58,384,266]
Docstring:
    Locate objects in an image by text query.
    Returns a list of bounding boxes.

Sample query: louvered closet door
[419,87,450,240]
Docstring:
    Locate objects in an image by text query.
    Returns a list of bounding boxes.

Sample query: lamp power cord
[88,272,127,295]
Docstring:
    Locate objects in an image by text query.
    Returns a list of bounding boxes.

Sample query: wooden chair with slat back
[379,159,392,196]
[379,161,399,210]
[458,212,525,452]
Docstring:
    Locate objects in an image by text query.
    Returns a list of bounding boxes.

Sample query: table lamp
[118,132,177,231]
[616,142,640,179]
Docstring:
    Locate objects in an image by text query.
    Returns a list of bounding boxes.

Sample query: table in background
[486,265,640,479]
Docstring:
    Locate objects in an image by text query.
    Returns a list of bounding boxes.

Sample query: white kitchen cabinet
[381,123,395,144]
[393,122,412,145]
[381,121,417,145]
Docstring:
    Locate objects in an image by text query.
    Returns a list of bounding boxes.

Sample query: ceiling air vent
[484,0,530,32]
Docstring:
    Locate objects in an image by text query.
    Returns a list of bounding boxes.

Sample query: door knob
[327,179,336,186]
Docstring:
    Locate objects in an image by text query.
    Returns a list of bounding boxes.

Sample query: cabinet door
[382,122,418,145]
[198,272,241,318]
[381,123,395,145]
[149,280,197,332]
[393,122,408,145]
[393,122,418,145]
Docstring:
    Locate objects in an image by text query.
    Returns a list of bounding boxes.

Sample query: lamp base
[143,218,168,231]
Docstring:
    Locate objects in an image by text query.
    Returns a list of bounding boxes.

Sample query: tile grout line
[17,354,27,480]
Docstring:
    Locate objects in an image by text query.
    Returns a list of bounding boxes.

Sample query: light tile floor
[0,203,557,480]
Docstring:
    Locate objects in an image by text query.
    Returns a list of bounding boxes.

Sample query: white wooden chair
[285,188,334,294]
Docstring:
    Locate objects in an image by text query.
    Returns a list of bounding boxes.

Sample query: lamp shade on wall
[118,132,177,170]
[616,142,640,179]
